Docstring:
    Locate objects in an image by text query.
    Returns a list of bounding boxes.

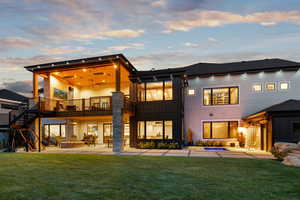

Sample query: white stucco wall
[184,70,300,142]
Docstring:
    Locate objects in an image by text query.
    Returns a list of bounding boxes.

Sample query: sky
[1,0,300,95]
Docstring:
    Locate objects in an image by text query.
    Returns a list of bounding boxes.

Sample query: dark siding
[272,112,300,143]
[130,77,184,147]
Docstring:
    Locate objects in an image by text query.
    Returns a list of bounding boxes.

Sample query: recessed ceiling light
[82,68,87,72]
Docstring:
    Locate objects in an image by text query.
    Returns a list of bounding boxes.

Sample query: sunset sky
[1,0,300,94]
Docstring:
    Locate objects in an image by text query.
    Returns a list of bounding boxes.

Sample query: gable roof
[0,89,28,103]
[185,58,300,77]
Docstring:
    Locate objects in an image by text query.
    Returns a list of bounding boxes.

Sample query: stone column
[112,91,124,152]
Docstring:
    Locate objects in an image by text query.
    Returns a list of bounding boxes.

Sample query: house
[0,89,28,149]
[9,54,300,152]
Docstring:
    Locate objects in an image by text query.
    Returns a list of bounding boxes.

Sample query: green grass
[0,154,300,200]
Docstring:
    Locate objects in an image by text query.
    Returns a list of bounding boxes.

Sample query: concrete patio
[23,145,274,159]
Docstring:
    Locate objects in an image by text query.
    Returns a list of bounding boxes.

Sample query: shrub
[138,142,180,149]
[195,140,225,147]
[270,146,291,161]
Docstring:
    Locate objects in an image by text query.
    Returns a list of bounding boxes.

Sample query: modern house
[9,54,300,152]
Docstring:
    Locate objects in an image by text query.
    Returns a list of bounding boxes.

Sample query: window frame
[279,81,290,91]
[137,120,173,140]
[202,121,239,139]
[138,80,173,102]
[252,83,263,92]
[265,82,276,92]
[202,86,239,106]
[188,88,196,96]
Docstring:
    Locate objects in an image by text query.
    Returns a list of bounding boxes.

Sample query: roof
[24,54,137,73]
[0,89,28,103]
[243,99,300,120]
[185,58,300,77]
[261,99,300,113]
[131,58,300,80]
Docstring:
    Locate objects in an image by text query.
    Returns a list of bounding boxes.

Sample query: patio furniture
[66,105,76,111]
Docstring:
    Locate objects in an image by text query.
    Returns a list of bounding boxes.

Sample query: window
[44,124,65,138]
[164,81,173,100]
[203,87,239,106]
[188,89,195,96]
[146,82,163,101]
[266,83,276,91]
[203,121,238,139]
[253,84,262,92]
[164,121,173,139]
[293,123,300,141]
[279,82,289,90]
[137,120,173,140]
[137,121,145,139]
[138,81,173,101]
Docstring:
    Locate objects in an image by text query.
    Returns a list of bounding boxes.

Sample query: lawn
[0,154,300,200]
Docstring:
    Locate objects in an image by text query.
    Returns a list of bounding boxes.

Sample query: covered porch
[41,115,130,150]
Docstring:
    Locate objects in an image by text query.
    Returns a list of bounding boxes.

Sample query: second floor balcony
[31,95,133,116]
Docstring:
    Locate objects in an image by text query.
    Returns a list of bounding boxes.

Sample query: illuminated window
[146,82,163,101]
[164,81,173,100]
[137,120,173,140]
[203,121,238,139]
[279,82,289,90]
[146,121,163,139]
[137,121,145,139]
[164,121,173,139]
[266,83,276,91]
[253,84,262,92]
[138,81,173,101]
[188,89,195,95]
[203,87,239,106]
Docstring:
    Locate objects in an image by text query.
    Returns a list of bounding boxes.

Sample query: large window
[138,81,173,101]
[44,124,65,138]
[203,121,238,139]
[137,120,173,140]
[203,87,239,106]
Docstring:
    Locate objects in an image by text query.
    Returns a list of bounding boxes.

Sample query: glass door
[103,123,112,144]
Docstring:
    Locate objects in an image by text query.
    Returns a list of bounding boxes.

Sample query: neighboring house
[9,54,300,152]
[0,89,28,149]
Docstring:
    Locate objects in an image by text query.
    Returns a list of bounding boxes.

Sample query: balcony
[30,95,133,117]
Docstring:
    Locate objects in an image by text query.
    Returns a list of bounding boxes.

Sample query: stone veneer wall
[112,92,124,152]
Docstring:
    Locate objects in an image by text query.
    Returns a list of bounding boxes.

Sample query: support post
[112,92,124,152]
[115,61,121,92]
[38,117,41,152]
[33,73,39,98]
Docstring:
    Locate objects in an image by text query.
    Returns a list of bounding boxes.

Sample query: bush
[270,146,291,161]
[195,140,225,147]
[138,142,180,149]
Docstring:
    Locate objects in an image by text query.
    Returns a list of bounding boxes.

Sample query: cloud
[0,80,32,96]
[0,37,37,51]
[151,0,167,8]
[102,29,145,38]
[0,55,59,72]
[208,37,218,42]
[99,43,144,54]
[41,46,85,55]
[184,42,200,48]
[161,10,300,32]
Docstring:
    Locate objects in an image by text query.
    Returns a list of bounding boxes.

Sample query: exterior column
[33,73,39,98]
[112,91,124,152]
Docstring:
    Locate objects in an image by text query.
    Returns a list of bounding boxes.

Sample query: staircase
[8,99,40,152]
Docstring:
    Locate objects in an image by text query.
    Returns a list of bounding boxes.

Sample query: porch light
[53,72,60,75]
[82,60,85,63]
[113,64,118,69]
[82,68,87,72]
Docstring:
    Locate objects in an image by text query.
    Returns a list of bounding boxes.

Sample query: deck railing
[36,96,112,112]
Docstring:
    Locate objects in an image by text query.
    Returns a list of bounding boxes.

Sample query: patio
[20,145,274,159]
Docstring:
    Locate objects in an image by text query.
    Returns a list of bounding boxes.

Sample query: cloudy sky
[1,0,300,94]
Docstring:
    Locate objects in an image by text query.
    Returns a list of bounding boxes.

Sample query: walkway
[32,146,274,159]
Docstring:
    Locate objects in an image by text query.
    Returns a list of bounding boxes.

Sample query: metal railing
[37,96,112,112]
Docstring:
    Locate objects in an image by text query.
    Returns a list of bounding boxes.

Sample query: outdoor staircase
[8,101,39,152]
